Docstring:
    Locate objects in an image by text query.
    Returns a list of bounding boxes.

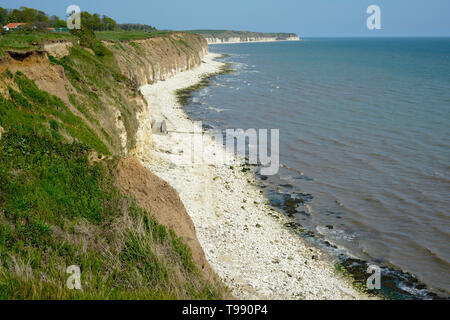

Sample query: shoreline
[137,52,372,300]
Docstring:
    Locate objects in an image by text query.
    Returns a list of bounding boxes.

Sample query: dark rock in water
[294,193,314,203]
[260,175,268,181]
[272,201,281,208]
[284,222,305,232]
[283,193,313,213]
[304,231,315,238]
[326,225,334,230]
[323,241,338,249]
[294,175,314,182]
[267,191,313,217]
[284,194,303,208]
[279,183,294,189]
[338,257,442,300]
[286,207,297,215]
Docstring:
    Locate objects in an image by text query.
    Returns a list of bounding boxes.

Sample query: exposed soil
[115,157,218,282]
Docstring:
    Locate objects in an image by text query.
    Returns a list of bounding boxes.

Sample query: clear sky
[2,0,450,37]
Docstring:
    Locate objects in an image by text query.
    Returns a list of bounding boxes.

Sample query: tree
[35,9,49,24]
[19,6,36,22]
[80,11,117,31]
[1,7,121,32]
[81,11,94,30]
[7,14,17,23]
[49,15,66,28]
[0,7,8,26]
[91,13,102,31]
[102,15,116,31]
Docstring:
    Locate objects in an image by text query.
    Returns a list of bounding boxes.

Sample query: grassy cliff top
[0,33,74,56]
[0,30,180,57]
[95,30,175,41]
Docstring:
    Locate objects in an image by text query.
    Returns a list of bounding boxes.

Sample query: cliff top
[187,29,299,40]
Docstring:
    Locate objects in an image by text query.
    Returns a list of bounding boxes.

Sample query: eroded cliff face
[105,32,209,158]
[107,32,208,87]
[0,32,208,157]
[0,33,219,282]
[0,33,227,299]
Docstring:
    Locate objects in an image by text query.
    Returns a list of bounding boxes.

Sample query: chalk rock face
[0,125,4,140]
[205,35,300,44]
[107,32,209,88]
[192,31,301,44]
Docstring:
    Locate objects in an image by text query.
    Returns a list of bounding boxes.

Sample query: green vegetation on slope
[1,71,108,154]
[0,70,224,300]
[47,29,141,154]
[0,33,74,57]
[95,30,174,42]
[0,27,226,299]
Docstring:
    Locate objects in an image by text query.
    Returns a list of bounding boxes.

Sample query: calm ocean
[184,38,450,297]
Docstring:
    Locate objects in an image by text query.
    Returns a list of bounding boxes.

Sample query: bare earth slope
[115,157,220,284]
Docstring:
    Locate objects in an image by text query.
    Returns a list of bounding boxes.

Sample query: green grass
[95,31,174,42]
[48,42,140,154]
[0,33,227,299]
[0,82,225,300]
[0,71,109,155]
[0,130,224,299]
[0,32,74,57]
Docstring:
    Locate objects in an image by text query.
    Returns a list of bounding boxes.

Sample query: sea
[183,38,450,298]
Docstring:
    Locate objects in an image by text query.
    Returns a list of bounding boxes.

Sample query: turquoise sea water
[185,38,450,297]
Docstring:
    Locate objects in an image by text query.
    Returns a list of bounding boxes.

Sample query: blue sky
[2,0,450,36]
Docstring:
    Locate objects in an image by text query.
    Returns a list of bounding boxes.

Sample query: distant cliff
[188,30,300,44]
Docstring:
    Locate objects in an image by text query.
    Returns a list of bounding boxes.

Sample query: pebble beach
[137,53,372,300]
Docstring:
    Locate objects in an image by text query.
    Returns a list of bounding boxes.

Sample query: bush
[71,27,97,49]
